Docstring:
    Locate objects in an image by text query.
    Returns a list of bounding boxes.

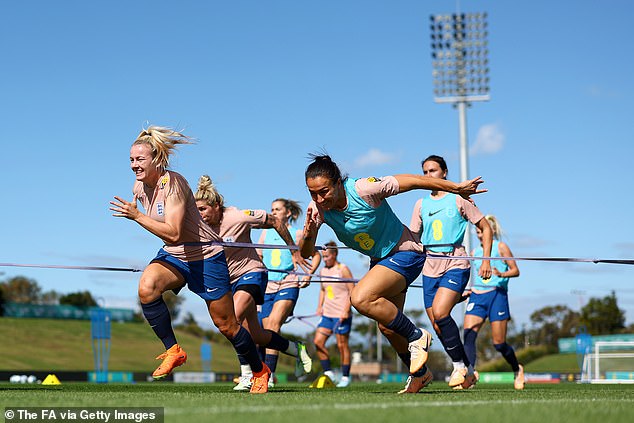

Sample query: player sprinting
[258,198,321,387]
[299,154,487,394]
[194,175,313,391]
[110,126,270,393]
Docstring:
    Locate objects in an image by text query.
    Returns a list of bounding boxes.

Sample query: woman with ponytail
[462,215,523,390]
[299,153,487,393]
[110,125,270,393]
[194,176,313,391]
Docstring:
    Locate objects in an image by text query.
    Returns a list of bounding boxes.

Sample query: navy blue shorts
[232,271,267,304]
[465,288,511,322]
[370,250,425,287]
[317,315,353,335]
[151,248,230,301]
[423,267,471,309]
[258,287,300,320]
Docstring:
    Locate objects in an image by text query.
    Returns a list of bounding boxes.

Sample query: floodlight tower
[429,12,490,256]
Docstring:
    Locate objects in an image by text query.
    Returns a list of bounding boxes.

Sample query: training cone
[42,374,61,385]
[309,375,336,389]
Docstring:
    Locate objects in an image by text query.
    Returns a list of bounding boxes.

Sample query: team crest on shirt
[156,202,164,216]
[159,176,169,189]
[243,210,255,216]
[367,176,381,183]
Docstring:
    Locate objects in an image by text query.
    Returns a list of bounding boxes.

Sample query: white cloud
[470,123,505,156]
[353,148,399,168]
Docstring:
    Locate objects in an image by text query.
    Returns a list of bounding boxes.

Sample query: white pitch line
[166,397,634,416]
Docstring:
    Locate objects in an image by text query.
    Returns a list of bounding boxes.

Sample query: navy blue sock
[264,330,290,352]
[258,345,266,362]
[494,343,520,372]
[141,297,177,349]
[397,352,426,376]
[463,328,478,367]
[230,326,263,373]
[341,364,351,377]
[265,354,279,373]
[237,353,249,366]
[386,310,421,343]
[320,359,331,372]
[398,352,411,368]
[435,315,470,366]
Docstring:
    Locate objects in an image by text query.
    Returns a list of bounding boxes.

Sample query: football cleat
[408,329,433,374]
[514,364,525,390]
[152,344,187,380]
[336,376,351,388]
[398,368,433,394]
[233,375,252,391]
[295,341,313,376]
[250,364,271,394]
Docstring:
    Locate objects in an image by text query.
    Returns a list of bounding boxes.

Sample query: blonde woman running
[463,215,524,390]
[110,126,270,393]
[194,176,312,391]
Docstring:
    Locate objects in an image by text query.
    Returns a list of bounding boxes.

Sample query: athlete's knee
[494,342,512,354]
[350,291,375,315]
[314,341,327,353]
[336,339,348,350]
[431,307,450,321]
[213,315,240,339]
[137,282,160,303]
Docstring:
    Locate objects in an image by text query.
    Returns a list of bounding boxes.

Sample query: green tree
[39,290,61,305]
[0,276,41,303]
[176,312,204,337]
[580,291,625,335]
[162,291,184,321]
[59,291,98,308]
[529,304,579,348]
[0,285,4,316]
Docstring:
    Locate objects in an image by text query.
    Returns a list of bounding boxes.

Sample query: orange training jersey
[320,263,353,318]
[133,171,223,261]
[215,206,268,284]
[259,228,304,293]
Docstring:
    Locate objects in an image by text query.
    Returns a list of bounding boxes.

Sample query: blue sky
[2,0,634,339]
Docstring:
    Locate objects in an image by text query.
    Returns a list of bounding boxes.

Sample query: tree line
[1,275,631,368]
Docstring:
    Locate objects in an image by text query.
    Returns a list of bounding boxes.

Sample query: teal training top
[421,193,467,253]
[323,178,403,259]
[261,226,298,282]
[472,240,509,291]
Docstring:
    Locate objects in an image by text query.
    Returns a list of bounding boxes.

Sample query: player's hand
[299,276,311,288]
[110,195,141,220]
[478,261,492,279]
[302,208,318,241]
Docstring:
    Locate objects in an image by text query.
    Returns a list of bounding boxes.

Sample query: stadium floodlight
[430,13,490,104]
[429,11,490,257]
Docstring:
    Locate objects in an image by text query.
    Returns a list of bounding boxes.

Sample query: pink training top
[133,170,223,262]
[258,228,304,293]
[409,194,484,278]
[319,263,354,318]
[306,176,424,256]
[213,206,268,284]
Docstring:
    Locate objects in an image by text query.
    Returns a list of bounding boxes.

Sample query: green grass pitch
[2,382,633,423]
